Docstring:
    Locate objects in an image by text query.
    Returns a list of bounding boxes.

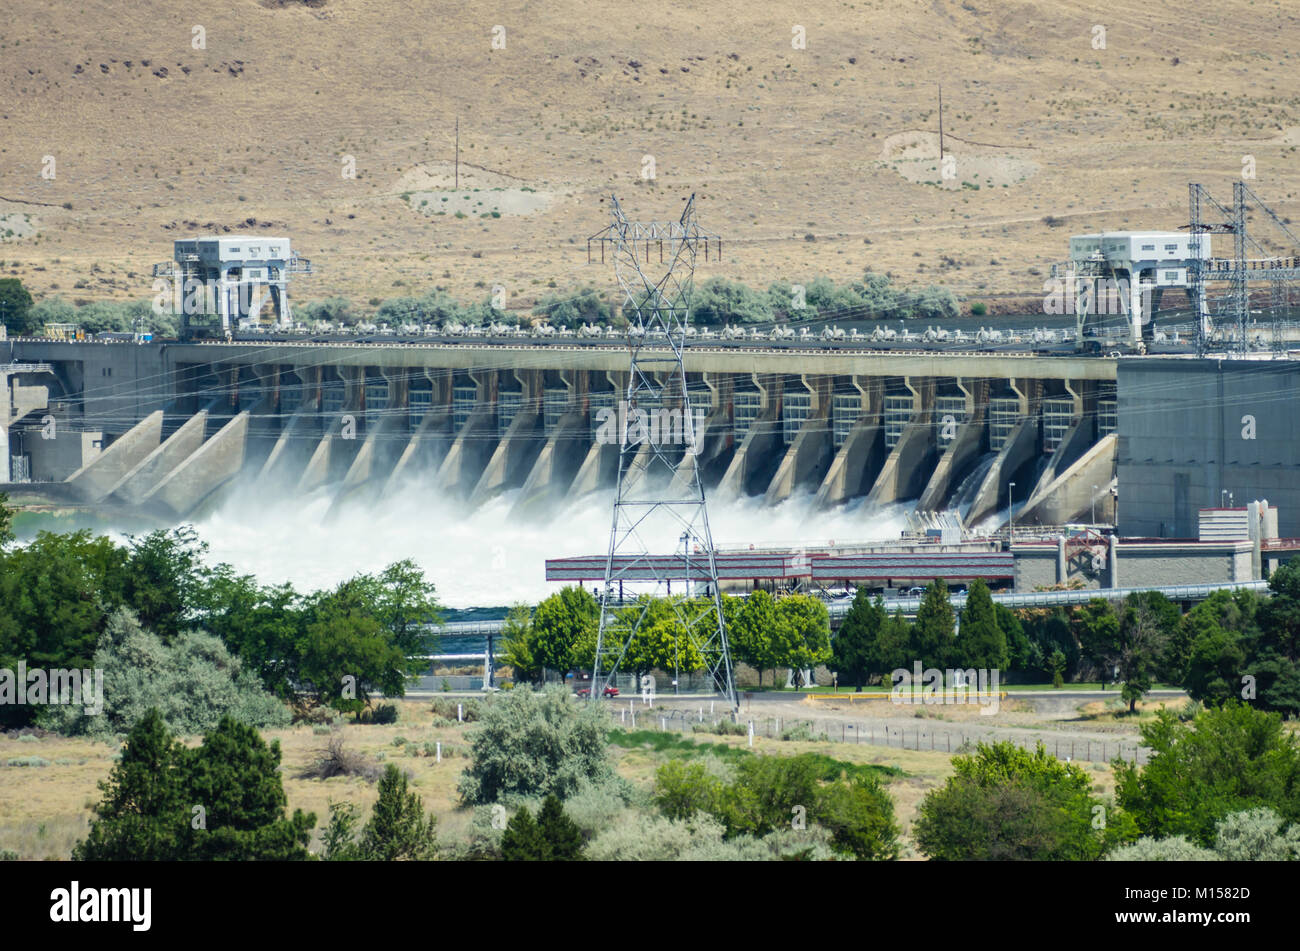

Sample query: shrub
[297,735,382,782]
[914,741,1133,860]
[1106,836,1220,861]
[1212,807,1300,861]
[5,756,50,767]
[692,719,747,736]
[457,686,612,805]
[1114,703,1300,846]
[355,703,398,725]
[430,697,480,722]
[42,609,289,739]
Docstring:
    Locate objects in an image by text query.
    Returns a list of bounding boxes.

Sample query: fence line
[608,705,1148,765]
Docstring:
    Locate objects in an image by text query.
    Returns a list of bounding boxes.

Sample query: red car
[576,685,620,698]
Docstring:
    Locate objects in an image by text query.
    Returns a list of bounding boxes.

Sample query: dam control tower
[153,237,312,339]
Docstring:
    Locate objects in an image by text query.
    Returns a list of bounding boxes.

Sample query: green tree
[814,773,901,860]
[730,589,786,686]
[297,579,408,714]
[996,604,1033,673]
[75,711,315,860]
[320,801,364,861]
[72,710,190,861]
[1073,598,1119,687]
[910,579,956,669]
[458,686,612,804]
[536,794,585,860]
[121,527,206,643]
[1114,702,1300,846]
[831,588,879,690]
[1182,589,1257,706]
[194,568,302,699]
[0,530,129,726]
[0,492,14,548]
[185,716,316,860]
[914,741,1133,860]
[776,593,831,685]
[500,805,547,861]
[359,764,439,860]
[532,586,598,682]
[1116,596,1171,713]
[654,759,726,820]
[955,579,1006,670]
[500,603,541,685]
[352,559,443,664]
[0,278,35,335]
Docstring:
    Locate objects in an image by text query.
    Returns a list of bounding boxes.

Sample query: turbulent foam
[186,482,917,608]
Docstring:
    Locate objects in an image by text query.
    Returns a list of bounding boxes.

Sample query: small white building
[1066,231,1211,344]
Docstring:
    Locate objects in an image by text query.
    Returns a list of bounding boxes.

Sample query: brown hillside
[1,0,1298,312]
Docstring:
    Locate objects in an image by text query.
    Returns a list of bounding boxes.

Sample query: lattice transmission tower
[585,194,737,712]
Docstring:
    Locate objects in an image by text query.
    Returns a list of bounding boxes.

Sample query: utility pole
[938,83,944,160]
[455,116,459,190]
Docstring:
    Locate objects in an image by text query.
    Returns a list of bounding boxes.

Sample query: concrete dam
[2,339,1121,531]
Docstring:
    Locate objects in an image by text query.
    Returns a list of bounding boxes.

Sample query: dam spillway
[2,338,1121,532]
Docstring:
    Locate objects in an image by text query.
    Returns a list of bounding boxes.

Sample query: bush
[914,741,1133,860]
[1106,836,1220,861]
[1212,807,1300,861]
[457,686,612,805]
[692,719,747,736]
[297,735,382,782]
[430,697,480,722]
[355,703,399,725]
[5,756,50,767]
[1114,703,1300,847]
[42,609,289,739]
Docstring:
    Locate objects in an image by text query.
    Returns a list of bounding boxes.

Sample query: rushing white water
[185,481,917,608]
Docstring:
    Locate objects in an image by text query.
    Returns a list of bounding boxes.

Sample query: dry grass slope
[2,0,1299,312]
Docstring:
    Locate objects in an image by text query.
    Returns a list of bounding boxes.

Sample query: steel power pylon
[586,194,737,712]
[1187,182,1300,356]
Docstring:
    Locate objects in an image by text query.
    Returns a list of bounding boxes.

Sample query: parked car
[576,685,620,698]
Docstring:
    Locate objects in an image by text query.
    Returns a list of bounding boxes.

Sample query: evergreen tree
[186,716,316,860]
[500,806,547,861]
[910,579,956,669]
[536,794,585,860]
[832,588,877,689]
[73,710,189,861]
[875,610,912,683]
[360,764,438,860]
[75,710,315,860]
[955,580,1007,670]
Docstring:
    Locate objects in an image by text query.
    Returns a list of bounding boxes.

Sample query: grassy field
[2,0,1299,315]
[0,694,1141,859]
